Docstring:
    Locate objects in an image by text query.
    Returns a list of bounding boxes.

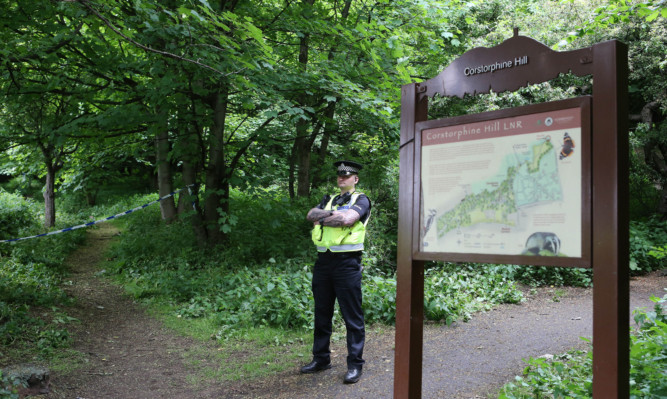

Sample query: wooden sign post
[395,31,629,398]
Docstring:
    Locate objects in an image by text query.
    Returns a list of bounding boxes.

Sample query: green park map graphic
[435,138,560,238]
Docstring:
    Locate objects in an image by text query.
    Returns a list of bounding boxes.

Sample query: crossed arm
[307,207,361,227]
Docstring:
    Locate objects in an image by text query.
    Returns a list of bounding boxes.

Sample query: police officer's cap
[334,160,363,176]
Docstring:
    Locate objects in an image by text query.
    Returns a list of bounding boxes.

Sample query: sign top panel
[422,108,581,146]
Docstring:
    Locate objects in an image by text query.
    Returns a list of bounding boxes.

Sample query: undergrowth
[0,190,85,363]
[103,191,525,337]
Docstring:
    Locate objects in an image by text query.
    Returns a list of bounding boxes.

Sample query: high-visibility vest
[311,193,370,252]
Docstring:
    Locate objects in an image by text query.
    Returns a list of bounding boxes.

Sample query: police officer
[300,160,371,384]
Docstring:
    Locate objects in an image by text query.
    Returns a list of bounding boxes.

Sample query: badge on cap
[334,160,363,176]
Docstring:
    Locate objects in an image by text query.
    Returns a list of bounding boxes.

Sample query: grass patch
[45,349,91,374]
[141,299,312,385]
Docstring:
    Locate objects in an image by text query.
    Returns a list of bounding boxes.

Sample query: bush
[0,190,39,252]
[424,263,524,324]
[630,294,667,397]
[0,258,69,307]
[630,217,667,274]
[363,273,397,324]
[504,264,593,287]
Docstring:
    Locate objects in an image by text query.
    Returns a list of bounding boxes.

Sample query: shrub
[630,294,667,397]
[504,264,593,287]
[363,273,397,324]
[630,217,667,274]
[174,264,314,330]
[0,190,39,252]
[424,263,523,325]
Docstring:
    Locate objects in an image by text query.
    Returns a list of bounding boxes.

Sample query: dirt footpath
[45,225,665,399]
[45,224,231,399]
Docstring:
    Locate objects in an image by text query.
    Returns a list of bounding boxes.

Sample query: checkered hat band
[338,164,358,173]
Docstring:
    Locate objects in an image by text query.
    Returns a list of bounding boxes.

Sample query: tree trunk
[637,101,667,218]
[295,118,312,197]
[288,141,297,199]
[177,159,196,215]
[293,2,315,197]
[38,144,62,229]
[311,100,337,190]
[204,88,229,244]
[43,165,56,228]
[179,156,208,244]
[155,110,177,222]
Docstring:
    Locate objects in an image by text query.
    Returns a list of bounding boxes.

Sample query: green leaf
[190,10,205,22]
[645,10,660,22]
[244,19,264,44]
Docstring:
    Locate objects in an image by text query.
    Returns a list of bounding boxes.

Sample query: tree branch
[74,0,244,78]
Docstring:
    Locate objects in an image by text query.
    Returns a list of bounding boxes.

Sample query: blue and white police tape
[0,185,196,244]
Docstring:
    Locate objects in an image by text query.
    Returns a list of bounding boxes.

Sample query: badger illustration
[522,232,561,256]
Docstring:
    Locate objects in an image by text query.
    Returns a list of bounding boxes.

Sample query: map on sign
[420,107,582,257]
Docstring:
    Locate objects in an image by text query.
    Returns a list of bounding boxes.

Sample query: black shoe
[300,360,332,374]
[343,367,362,384]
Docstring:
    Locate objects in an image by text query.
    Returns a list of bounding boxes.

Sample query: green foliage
[629,122,667,218]
[423,263,524,325]
[504,264,593,288]
[177,265,314,331]
[0,190,84,354]
[629,217,667,274]
[0,175,44,200]
[225,191,314,262]
[103,193,313,330]
[0,190,39,249]
[0,258,68,308]
[563,0,667,47]
[630,294,667,396]
[0,254,76,352]
[499,294,667,398]
[499,348,593,398]
[0,369,19,399]
[362,273,397,324]
[36,328,72,354]
[362,177,400,274]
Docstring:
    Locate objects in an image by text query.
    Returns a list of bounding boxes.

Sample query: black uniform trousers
[311,250,365,369]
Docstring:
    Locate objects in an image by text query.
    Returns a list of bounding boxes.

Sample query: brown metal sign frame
[395,32,629,398]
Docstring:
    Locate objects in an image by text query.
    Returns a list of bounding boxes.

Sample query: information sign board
[414,97,591,267]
